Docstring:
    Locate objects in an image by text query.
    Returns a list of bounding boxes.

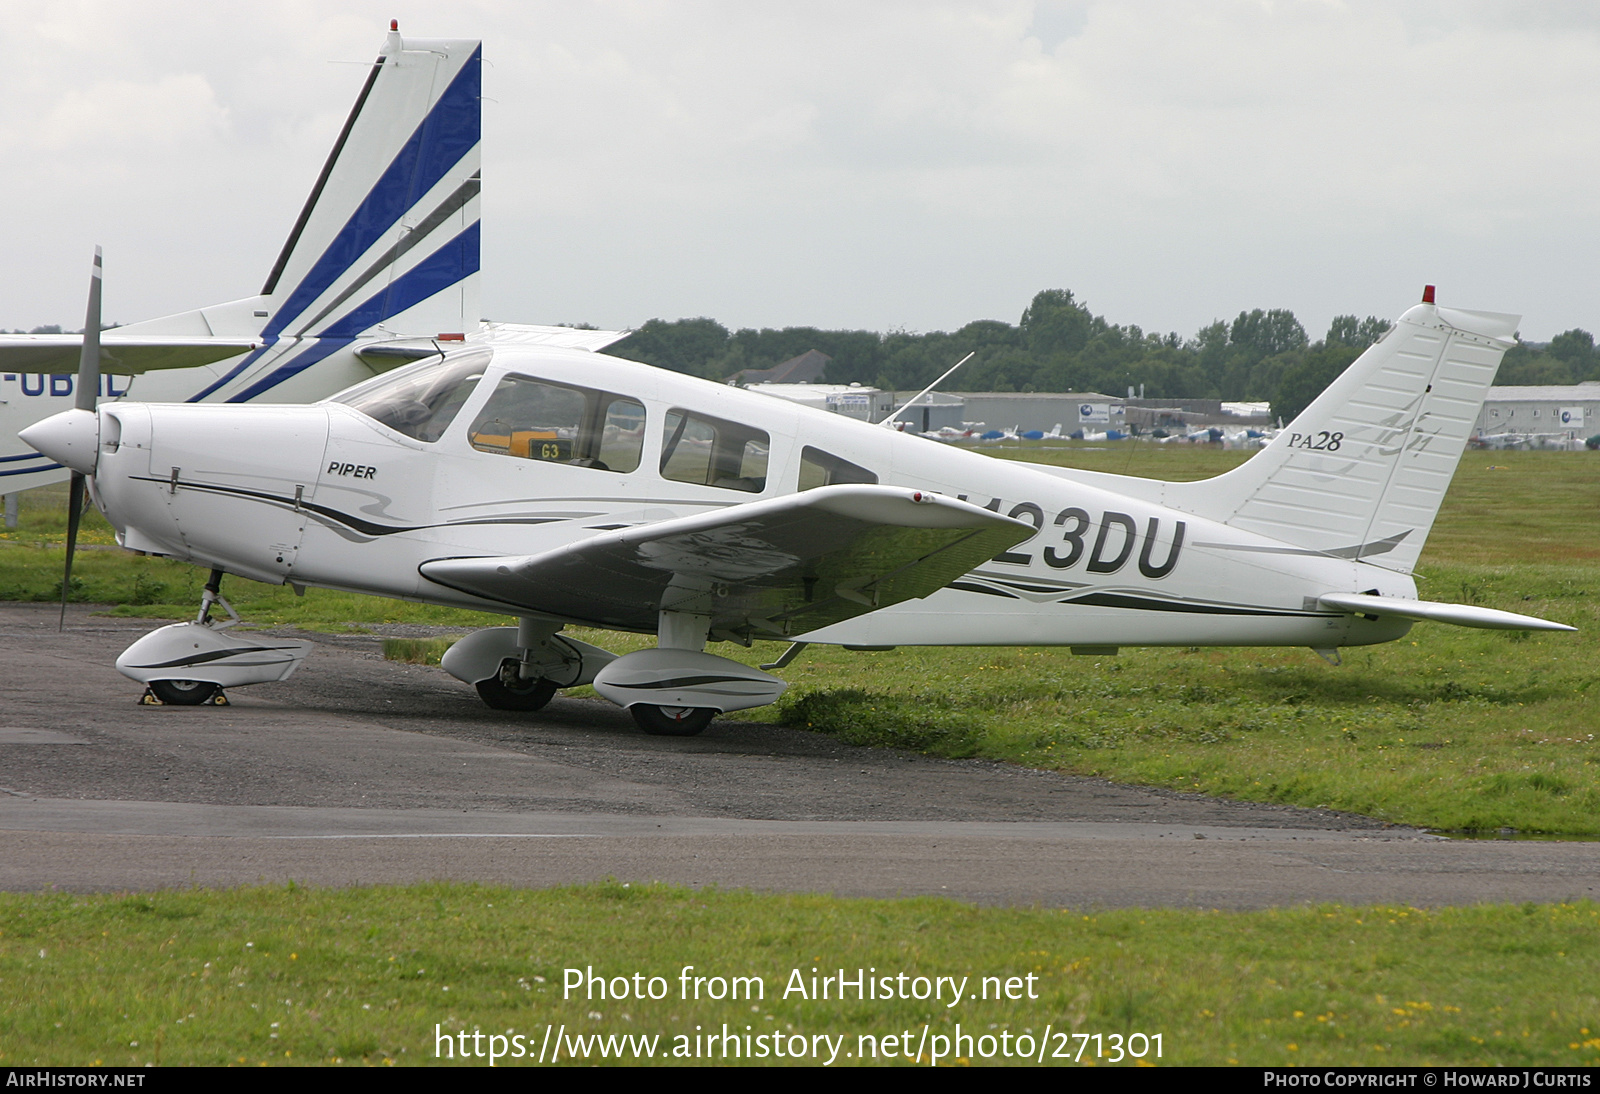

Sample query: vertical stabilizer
[260,30,482,349]
[1,26,484,492]
[1169,300,1519,574]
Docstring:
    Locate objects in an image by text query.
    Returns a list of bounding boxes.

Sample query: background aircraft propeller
[59,246,102,630]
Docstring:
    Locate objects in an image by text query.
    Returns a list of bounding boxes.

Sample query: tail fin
[1170,298,1519,574]
[259,28,481,346]
[1,27,483,490]
[103,26,482,403]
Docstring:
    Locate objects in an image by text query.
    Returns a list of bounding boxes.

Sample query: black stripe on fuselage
[127,476,571,538]
[1062,591,1335,617]
[1192,529,1411,561]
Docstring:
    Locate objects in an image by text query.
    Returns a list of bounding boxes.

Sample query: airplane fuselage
[88,344,1414,651]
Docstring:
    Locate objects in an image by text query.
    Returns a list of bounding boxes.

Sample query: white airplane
[0,27,620,494]
[21,268,1576,734]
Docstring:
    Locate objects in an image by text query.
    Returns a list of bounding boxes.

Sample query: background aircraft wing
[471,322,632,353]
[419,485,1031,640]
[353,324,634,370]
[0,334,258,375]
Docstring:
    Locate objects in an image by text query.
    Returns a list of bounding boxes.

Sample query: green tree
[1230,308,1307,358]
[1326,315,1390,351]
[1272,342,1360,422]
[1545,329,1596,381]
[1214,309,1308,398]
[1020,289,1097,357]
[1498,353,1573,386]
[608,318,731,377]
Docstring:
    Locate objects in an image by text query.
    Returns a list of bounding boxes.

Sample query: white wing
[420,485,1031,640]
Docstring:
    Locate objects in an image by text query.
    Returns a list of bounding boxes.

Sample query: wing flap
[419,485,1031,637]
[1318,592,1574,632]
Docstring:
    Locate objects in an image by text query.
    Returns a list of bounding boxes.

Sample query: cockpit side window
[798,446,878,491]
[467,375,645,473]
[659,409,770,493]
[331,349,491,442]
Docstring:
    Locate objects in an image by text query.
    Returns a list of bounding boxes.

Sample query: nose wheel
[145,679,223,706]
[630,704,715,736]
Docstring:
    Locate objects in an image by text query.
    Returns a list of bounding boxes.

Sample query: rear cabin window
[467,375,645,473]
[659,409,770,493]
[798,446,878,491]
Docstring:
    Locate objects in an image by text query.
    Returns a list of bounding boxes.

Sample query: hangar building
[1476,383,1600,437]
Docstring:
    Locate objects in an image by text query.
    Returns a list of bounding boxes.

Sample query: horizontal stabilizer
[0,334,257,375]
[1318,592,1574,632]
[419,485,1031,639]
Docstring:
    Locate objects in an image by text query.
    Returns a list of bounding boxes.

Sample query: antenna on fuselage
[878,351,974,430]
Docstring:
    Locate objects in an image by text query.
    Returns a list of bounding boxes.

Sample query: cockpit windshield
[330,348,491,442]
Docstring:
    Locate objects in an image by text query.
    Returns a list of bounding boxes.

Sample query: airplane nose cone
[18,408,100,475]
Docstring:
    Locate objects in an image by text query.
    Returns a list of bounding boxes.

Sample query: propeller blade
[76,246,102,412]
[60,472,84,630]
[60,247,102,630]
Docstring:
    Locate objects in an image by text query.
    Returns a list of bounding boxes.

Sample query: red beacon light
[390,19,399,32]
[1422,284,1436,304]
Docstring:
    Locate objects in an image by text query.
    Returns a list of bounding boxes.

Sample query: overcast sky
[3,1,1597,342]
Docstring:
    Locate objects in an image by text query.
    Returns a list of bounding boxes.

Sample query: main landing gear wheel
[630,704,716,737]
[148,679,221,706]
[475,660,559,712]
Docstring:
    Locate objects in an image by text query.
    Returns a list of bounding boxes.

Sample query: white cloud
[2,0,1598,339]
[35,74,229,151]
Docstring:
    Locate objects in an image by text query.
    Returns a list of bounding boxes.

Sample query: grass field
[2,447,1596,834]
[2,445,1597,1067]
[778,445,1600,834]
[2,884,1598,1068]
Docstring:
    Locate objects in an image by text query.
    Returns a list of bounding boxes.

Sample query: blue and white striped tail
[207,29,483,404]
[1,29,485,492]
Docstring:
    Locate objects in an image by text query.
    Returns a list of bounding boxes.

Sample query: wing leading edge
[418,485,1032,640]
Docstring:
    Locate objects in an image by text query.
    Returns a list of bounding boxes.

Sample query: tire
[630,704,716,736]
[474,660,559,712]
[148,679,220,706]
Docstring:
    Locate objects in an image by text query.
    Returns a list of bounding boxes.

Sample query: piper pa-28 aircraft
[0,27,621,494]
[15,27,1574,736]
[22,270,1576,734]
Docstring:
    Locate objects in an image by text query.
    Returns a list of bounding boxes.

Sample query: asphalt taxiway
[2,604,1595,908]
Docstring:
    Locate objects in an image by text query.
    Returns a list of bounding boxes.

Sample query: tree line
[606,290,1598,422]
[12,296,1595,424]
